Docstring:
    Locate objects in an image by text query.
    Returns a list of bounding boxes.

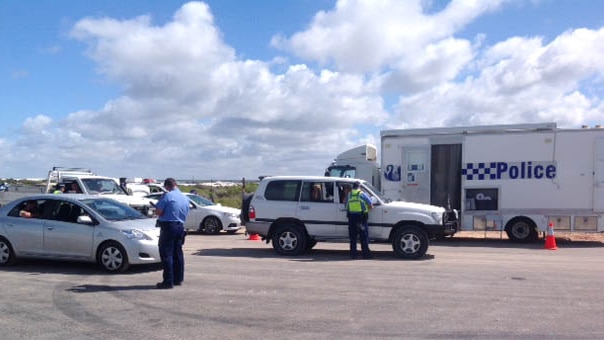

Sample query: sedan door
[43,200,94,259]
[1,199,46,255]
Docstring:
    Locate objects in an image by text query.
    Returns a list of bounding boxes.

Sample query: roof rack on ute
[46,167,97,193]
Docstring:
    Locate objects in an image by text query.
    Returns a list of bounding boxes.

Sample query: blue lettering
[509,165,519,179]
[534,165,544,178]
[497,162,508,179]
[546,165,556,179]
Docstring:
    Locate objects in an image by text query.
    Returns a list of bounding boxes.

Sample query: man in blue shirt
[155,178,189,289]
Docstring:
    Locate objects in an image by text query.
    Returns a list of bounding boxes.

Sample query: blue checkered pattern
[462,162,498,180]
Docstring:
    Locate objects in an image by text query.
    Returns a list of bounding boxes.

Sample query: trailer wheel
[392,226,429,259]
[505,217,538,243]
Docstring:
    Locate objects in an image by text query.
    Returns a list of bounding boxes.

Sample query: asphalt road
[1,232,604,339]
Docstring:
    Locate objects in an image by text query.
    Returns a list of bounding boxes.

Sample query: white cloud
[391,27,604,128]
[3,0,604,180]
[44,1,386,179]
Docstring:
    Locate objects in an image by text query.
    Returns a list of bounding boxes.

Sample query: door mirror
[77,215,93,225]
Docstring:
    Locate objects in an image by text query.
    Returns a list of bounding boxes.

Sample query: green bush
[180,183,258,209]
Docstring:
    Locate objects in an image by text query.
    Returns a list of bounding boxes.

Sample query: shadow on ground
[192,247,435,262]
[0,259,162,275]
[432,236,604,249]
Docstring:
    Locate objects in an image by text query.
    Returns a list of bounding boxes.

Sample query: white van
[243,176,457,259]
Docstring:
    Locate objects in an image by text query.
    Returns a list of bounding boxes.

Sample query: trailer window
[465,188,499,211]
[406,151,426,172]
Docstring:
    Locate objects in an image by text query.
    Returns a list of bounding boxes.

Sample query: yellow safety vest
[347,189,367,213]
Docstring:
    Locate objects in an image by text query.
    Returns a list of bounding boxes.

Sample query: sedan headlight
[431,212,443,224]
[122,229,152,240]
[223,212,239,219]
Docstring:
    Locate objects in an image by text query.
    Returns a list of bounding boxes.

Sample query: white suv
[243,176,457,259]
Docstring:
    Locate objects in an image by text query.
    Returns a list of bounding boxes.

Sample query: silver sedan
[0,194,160,273]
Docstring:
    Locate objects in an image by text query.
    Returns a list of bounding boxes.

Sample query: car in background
[0,194,160,272]
[145,193,242,235]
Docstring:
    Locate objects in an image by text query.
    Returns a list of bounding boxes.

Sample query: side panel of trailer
[381,125,604,240]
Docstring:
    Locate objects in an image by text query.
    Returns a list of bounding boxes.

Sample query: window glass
[301,181,334,203]
[52,201,86,223]
[264,180,300,201]
[9,199,47,219]
[407,150,426,172]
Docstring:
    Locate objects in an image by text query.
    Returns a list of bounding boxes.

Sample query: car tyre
[97,241,130,273]
[0,237,16,266]
[201,216,222,235]
[392,226,428,259]
[272,224,307,256]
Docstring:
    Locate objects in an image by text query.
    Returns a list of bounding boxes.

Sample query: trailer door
[401,146,431,204]
[595,138,604,212]
[431,144,462,211]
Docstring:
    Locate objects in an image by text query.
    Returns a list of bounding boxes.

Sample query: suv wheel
[272,224,307,256]
[392,226,428,260]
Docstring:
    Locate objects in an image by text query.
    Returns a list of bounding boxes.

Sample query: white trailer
[380,122,604,242]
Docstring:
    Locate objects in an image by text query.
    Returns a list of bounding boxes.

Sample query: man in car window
[20,200,39,218]
[154,178,189,289]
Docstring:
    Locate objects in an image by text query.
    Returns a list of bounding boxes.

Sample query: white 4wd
[244,176,457,259]
[46,167,154,215]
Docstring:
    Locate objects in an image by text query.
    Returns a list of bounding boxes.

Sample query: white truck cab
[243,176,457,259]
[46,167,154,215]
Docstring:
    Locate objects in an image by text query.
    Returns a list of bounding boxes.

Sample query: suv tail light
[248,205,256,220]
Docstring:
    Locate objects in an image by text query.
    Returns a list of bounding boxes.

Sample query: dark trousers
[158,221,185,285]
[348,213,371,258]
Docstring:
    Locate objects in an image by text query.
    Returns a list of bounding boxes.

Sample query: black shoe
[174,281,182,286]
[156,282,173,289]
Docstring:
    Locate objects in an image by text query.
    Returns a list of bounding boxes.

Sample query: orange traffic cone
[544,222,558,250]
[248,232,261,241]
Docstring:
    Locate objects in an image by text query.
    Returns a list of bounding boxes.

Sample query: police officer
[53,183,65,194]
[155,178,189,289]
[346,181,373,259]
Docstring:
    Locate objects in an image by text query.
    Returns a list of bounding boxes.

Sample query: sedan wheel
[98,241,129,273]
[202,216,222,235]
[0,237,15,266]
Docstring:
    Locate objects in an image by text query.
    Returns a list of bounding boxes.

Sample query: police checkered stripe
[461,162,498,180]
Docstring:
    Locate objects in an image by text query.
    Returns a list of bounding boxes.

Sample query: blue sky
[1,0,603,179]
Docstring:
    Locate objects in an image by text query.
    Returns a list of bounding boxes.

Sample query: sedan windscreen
[81,198,147,221]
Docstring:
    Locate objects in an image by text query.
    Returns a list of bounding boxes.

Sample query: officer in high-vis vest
[345,181,373,259]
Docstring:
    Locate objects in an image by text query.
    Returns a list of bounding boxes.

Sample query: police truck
[328,122,604,242]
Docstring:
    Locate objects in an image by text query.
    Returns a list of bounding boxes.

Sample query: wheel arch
[388,221,427,242]
[268,218,307,240]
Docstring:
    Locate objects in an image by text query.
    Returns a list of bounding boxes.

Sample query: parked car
[0,194,160,272]
[243,176,457,259]
[145,193,242,235]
